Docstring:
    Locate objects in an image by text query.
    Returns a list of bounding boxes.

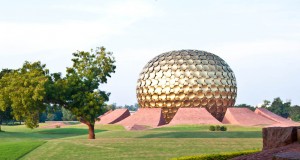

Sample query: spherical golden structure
[136,50,237,123]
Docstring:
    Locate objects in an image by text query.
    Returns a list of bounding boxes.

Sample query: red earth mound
[96,109,130,124]
[168,108,221,125]
[222,108,276,126]
[117,108,166,129]
[255,108,300,127]
[98,109,113,118]
[40,122,67,128]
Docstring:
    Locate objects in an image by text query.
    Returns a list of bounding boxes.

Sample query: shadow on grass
[0,128,107,139]
[0,140,46,160]
[138,131,262,138]
[37,128,106,137]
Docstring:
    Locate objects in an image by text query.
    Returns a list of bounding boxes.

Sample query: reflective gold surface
[136,50,237,123]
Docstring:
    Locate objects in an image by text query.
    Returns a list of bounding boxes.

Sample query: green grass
[22,138,261,160]
[0,126,106,140]
[0,140,45,160]
[0,124,263,160]
[153,125,262,132]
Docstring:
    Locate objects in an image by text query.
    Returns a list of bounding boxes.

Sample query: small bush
[55,125,61,128]
[170,149,260,160]
[220,126,227,131]
[208,125,227,132]
[208,126,215,131]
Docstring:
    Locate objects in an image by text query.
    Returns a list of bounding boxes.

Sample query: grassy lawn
[0,140,45,160]
[0,124,262,160]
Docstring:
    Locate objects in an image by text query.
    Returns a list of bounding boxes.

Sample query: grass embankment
[0,124,262,160]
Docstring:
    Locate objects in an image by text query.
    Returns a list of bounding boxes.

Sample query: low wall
[263,126,299,150]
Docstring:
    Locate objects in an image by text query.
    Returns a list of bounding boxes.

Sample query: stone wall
[263,126,299,150]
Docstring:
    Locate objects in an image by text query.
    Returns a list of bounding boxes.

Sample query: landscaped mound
[117,108,166,129]
[96,109,130,124]
[168,108,222,125]
[222,108,275,126]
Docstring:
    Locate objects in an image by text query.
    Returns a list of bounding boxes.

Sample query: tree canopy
[46,46,116,139]
[267,97,291,118]
[0,62,48,128]
[0,46,115,139]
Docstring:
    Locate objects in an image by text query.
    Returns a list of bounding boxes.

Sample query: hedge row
[170,150,260,160]
[209,125,227,131]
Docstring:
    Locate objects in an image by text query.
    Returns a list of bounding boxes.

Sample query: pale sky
[1,0,299,106]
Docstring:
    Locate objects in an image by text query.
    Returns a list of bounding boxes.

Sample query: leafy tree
[261,100,270,108]
[39,105,63,122]
[0,62,48,128]
[39,112,47,123]
[100,103,118,116]
[123,103,139,111]
[0,46,115,138]
[0,69,13,131]
[267,97,290,118]
[0,106,13,131]
[47,47,116,139]
[289,105,300,121]
[45,105,63,121]
[62,108,76,121]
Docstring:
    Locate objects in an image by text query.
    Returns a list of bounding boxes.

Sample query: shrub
[55,125,61,128]
[220,126,227,131]
[215,125,221,131]
[208,125,215,131]
[170,149,260,160]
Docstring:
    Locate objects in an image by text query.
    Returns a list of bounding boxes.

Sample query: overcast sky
[1,0,299,106]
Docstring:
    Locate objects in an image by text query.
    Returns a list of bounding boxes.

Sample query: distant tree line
[235,97,300,121]
[39,105,77,122]
[104,103,139,111]
[0,101,138,126]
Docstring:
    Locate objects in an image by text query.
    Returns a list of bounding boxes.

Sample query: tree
[123,103,139,111]
[0,106,13,131]
[289,105,300,121]
[0,69,13,131]
[261,100,270,108]
[267,97,290,118]
[47,46,116,139]
[39,105,64,122]
[0,62,48,128]
[62,108,76,121]
[0,46,115,138]
[101,103,117,115]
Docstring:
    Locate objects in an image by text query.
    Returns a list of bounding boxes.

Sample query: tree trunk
[80,118,96,139]
[87,123,95,139]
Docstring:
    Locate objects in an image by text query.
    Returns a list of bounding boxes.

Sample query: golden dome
[136,50,237,123]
